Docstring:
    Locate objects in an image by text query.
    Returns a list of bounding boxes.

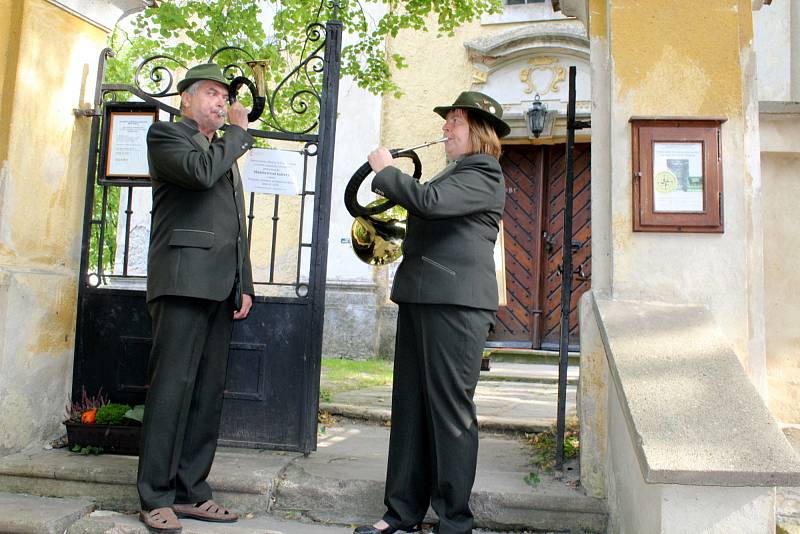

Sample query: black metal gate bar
[556,66,590,469]
[301,15,342,452]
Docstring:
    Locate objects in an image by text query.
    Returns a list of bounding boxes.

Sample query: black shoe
[352,524,421,534]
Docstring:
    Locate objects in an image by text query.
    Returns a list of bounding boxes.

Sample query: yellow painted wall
[610,1,744,117]
[381,16,550,173]
[593,0,763,378]
[0,0,23,163]
[0,0,107,453]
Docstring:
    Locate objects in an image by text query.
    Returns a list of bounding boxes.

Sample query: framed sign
[98,102,158,185]
[630,118,725,232]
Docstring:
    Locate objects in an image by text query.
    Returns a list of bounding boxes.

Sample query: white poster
[652,142,704,212]
[242,148,303,195]
[106,112,154,177]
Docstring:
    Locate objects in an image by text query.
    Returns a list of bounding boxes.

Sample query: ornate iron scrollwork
[260,22,326,134]
[110,21,329,134]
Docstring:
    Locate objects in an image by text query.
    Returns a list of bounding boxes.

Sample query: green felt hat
[177,63,229,94]
[433,91,511,138]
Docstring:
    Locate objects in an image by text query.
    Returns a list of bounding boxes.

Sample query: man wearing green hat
[137,63,255,533]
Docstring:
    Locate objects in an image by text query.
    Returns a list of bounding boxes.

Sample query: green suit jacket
[372,153,505,311]
[146,118,255,303]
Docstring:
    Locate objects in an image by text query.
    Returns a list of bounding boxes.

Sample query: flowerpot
[64,422,141,455]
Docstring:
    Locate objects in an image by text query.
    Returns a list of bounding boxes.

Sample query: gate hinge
[74,108,101,117]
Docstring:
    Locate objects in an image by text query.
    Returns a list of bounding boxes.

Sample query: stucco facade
[0,0,146,454]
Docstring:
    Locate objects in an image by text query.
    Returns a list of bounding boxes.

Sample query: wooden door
[541,143,592,350]
[490,143,591,350]
[491,146,546,347]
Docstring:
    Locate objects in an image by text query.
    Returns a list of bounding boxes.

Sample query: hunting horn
[344,137,446,265]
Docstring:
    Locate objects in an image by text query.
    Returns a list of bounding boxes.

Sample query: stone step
[0,491,94,534]
[66,510,575,534]
[479,363,580,386]
[0,424,606,533]
[322,379,578,434]
[486,349,580,366]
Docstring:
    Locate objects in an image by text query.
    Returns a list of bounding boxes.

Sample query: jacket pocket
[422,255,456,276]
[169,229,215,248]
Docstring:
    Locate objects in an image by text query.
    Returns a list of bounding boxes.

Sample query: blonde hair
[464,109,502,159]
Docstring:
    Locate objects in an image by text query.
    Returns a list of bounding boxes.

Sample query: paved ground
[0,362,605,534]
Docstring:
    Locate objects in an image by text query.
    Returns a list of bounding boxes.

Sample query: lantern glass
[527,98,547,138]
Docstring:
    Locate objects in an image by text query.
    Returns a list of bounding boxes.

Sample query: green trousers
[382,303,494,534]
[137,294,234,511]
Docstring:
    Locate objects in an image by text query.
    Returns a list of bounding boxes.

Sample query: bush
[95,403,133,425]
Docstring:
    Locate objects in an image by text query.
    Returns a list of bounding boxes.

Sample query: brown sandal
[172,499,238,523]
[139,507,182,533]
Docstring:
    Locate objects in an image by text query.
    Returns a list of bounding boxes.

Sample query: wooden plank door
[540,143,592,350]
[491,146,546,347]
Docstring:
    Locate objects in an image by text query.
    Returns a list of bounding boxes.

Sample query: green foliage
[71,444,104,455]
[95,403,133,425]
[124,404,145,424]
[106,0,503,101]
[319,387,333,403]
[523,471,540,487]
[87,183,120,276]
[320,357,393,397]
[526,416,580,472]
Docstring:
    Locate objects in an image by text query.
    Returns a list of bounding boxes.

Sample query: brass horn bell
[344,151,422,266]
[343,138,446,266]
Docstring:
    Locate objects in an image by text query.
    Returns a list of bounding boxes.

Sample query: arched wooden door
[490,143,591,350]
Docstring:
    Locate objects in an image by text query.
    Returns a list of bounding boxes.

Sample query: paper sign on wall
[242,148,303,195]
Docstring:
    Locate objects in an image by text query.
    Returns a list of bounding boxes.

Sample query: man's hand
[368,147,394,174]
[228,101,249,130]
[233,293,253,320]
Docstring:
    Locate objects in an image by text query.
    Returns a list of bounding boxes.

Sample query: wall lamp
[526,94,547,138]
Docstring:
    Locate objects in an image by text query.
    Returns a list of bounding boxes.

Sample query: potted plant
[64,388,144,455]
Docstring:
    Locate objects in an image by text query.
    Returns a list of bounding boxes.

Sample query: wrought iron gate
[72,18,342,453]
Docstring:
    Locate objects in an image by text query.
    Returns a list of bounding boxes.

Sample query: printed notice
[106,112,154,177]
[652,142,704,212]
[242,148,303,195]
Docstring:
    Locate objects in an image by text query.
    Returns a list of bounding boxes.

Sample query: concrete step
[322,379,578,434]
[486,349,580,366]
[66,510,573,533]
[0,491,94,534]
[480,363,579,385]
[273,425,605,533]
[0,423,606,533]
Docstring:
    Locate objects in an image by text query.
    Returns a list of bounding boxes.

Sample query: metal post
[555,66,589,470]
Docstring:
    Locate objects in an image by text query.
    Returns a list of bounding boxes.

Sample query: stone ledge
[760,101,800,115]
[592,295,800,487]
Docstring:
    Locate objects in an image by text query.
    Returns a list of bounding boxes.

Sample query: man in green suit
[137,63,255,533]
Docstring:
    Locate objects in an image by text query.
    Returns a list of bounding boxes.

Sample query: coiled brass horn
[228,59,269,122]
[344,138,446,265]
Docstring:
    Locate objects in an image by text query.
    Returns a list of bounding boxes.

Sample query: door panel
[541,143,592,350]
[491,146,545,347]
[489,143,592,351]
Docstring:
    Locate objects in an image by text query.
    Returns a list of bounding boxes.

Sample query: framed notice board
[630,118,726,233]
[98,102,158,185]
